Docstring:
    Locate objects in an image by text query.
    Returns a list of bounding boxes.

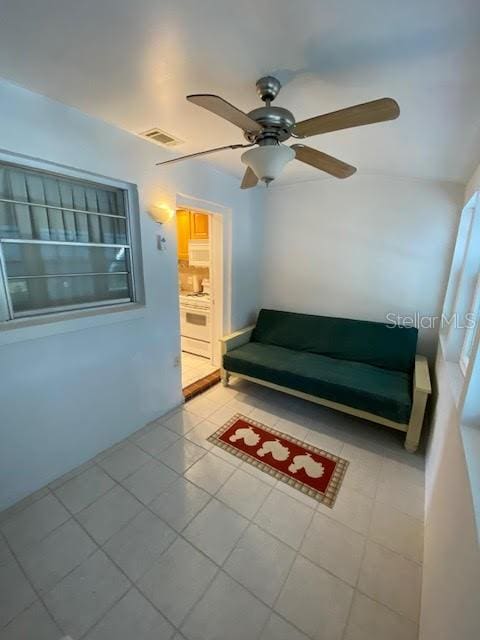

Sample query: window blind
[0,162,135,319]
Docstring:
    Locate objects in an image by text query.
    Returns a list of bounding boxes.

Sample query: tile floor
[181,352,218,389]
[0,378,425,640]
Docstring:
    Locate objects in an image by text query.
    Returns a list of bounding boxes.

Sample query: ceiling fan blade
[293,98,400,138]
[187,94,263,133]
[156,143,252,166]
[292,144,356,178]
[240,167,259,189]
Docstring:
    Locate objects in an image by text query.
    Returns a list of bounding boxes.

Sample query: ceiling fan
[156,76,400,188]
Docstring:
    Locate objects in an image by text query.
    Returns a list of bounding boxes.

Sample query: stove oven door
[180,306,210,342]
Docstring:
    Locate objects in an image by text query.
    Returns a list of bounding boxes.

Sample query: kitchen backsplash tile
[178,260,209,292]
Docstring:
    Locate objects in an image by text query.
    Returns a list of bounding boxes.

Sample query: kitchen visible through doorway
[176,207,221,392]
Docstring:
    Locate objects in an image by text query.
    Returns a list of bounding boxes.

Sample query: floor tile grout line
[180,453,370,570]
[14,458,420,635]
[353,585,422,626]
[97,453,159,484]
[0,524,67,634]
[1,489,74,556]
[92,463,236,580]
[54,489,156,640]
[1,382,426,638]
[193,453,422,625]
[4,427,421,572]
[0,405,191,520]
[368,472,424,566]
[45,458,97,490]
[215,494,312,556]
[374,492,425,523]
[134,432,182,457]
[174,567,223,635]
[215,481,276,572]
[82,513,189,638]
[82,446,323,638]
[214,466,276,511]
[340,514,371,639]
[0,486,58,527]
[185,457,272,511]
[34,484,144,637]
[218,410,418,635]
[151,433,218,474]
[0,487,52,525]
[93,462,226,636]
[78,418,341,522]
[342,462,421,631]
[6,392,249,511]
[76,582,137,640]
[52,466,124,515]
[15,512,102,591]
[264,492,318,640]
[264,609,319,640]
[2,506,416,640]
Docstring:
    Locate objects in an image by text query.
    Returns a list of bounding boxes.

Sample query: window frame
[460,272,480,376]
[440,192,480,374]
[0,157,144,323]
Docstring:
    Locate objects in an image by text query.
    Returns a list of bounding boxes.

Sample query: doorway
[175,205,223,395]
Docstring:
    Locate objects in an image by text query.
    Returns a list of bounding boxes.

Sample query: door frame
[175,192,232,367]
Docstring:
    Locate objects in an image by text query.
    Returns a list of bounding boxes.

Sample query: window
[460,273,480,374]
[441,192,480,374]
[0,161,138,321]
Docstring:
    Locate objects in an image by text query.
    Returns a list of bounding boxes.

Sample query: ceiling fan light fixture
[241,144,295,184]
[159,79,399,188]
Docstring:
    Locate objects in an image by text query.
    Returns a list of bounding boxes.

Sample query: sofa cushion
[252,309,418,373]
[223,342,413,424]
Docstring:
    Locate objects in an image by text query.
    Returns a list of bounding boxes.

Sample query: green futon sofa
[220,309,431,452]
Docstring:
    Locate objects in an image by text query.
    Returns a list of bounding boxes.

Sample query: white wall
[259,169,478,637]
[0,79,263,509]
[261,175,463,359]
[420,167,480,640]
[420,350,480,640]
[465,163,480,203]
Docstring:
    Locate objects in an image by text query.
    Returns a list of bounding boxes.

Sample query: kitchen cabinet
[176,209,190,261]
[176,210,209,260]
[190,212,209,239]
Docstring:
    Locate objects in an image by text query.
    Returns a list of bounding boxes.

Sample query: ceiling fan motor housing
[242,76,296,145]
[244,106,295,144]
[256,76,282,102]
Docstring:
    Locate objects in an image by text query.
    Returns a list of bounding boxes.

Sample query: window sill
[0,303,146,346]
[460,423,480,546]
[439,333,465,408]
[438,337,480,542]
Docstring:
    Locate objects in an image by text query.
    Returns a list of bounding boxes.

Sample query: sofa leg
[404,390,428,453]
[404,437,419,454]
[221,369,230,387]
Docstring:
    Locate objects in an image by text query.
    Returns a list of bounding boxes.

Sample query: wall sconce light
[149,203,174,224]
[149,203,174,251]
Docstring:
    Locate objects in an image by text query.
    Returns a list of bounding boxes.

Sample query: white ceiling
[0,0,479,186]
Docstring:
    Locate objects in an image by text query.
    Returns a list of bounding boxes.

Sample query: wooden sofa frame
[220,325,431,453]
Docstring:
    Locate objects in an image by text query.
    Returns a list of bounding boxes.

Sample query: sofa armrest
[220,325,255,354]
[405,355,431,452]
[414,355,431,394]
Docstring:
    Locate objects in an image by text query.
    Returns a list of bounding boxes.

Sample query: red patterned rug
[208,414,349,507]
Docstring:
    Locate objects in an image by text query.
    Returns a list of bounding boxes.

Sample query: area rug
[207,414,349,507]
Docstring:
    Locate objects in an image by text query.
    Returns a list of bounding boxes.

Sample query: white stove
[179,292,211,311]
[179,292,211,357]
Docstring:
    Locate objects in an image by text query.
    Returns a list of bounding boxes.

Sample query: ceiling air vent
[139,128,183,147]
